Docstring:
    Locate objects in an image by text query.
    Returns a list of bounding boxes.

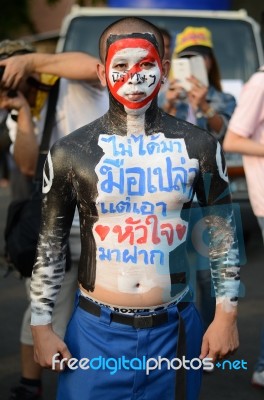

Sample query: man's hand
[0,89,29,112]
[200,304,239,363]
[31,324,72,372]
[0,55,33,89]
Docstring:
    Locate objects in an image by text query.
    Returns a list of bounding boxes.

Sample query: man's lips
[125,92,145,101]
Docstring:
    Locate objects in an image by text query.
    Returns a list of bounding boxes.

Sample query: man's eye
[140,62,155,70]
[113,63,127,71]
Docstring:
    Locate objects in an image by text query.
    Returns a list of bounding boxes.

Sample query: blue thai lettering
[111,249,121,262]
[100,165,124,194]
[140,201,154,215]
[98,247,111,261]
[100,199,167,216]
[172,167,187,193]
[156,202,167,217]
[130,135,146,156]
[103,158,124,167]
[123,246,138,263]
[138,249,149,264]
[147,167,157,193]
[153,166,171,192]
[146,141,160,155]
[126,167,145,195]
[115,197,131,213]
[150,250,164,265]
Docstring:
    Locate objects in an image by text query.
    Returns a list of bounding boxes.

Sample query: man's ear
[97,63,107,87]
[161,59,171,82]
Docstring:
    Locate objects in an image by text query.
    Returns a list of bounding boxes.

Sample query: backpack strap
[34,78,60,184]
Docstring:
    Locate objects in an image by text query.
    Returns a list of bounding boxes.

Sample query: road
[0,185,263,399]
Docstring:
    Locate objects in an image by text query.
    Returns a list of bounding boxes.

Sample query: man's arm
[30,141,76,369]
[195,138,240,362]
[0,52,100,89]
[223,129,264,156]
[223,70,264,156]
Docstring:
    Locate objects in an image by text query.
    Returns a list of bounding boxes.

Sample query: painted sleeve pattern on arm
[30,144,76,325]
[197,140,240,308]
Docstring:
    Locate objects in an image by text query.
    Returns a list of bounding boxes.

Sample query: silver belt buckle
[133,314,154,329]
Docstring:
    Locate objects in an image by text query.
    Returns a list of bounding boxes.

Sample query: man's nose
[128,72,141,85]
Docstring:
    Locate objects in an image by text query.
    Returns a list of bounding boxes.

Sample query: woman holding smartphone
[162,26,236,144]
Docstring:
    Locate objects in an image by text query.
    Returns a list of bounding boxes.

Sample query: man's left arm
[196,139,240,362]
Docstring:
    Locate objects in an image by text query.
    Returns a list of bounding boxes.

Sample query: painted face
[106,37,162,110]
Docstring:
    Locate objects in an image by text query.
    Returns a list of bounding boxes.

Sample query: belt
[78,296,189,329]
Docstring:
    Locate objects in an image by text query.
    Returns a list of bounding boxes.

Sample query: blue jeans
[57,294,203,400]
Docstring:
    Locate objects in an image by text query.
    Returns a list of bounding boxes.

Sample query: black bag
[5,186,43,277]
[4,80,60,277]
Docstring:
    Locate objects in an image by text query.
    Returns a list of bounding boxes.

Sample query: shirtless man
[30,17,240,400]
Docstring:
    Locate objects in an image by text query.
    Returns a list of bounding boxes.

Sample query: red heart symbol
[176,224,186,240]
[95,225,110,241]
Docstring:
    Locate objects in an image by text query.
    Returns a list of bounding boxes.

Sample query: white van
[57,6,263,225]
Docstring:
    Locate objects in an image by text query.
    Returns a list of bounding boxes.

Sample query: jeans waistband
[78,296,190,329]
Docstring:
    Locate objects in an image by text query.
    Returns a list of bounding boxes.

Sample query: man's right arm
[30,141,76,369]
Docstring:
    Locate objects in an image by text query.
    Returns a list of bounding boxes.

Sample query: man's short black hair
[99,17,164,62]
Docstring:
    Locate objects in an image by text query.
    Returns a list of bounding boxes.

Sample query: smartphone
[171,55,209,91]
[171,58,192,91]
[190,55,209,87]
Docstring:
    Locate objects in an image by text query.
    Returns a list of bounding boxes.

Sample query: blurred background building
[0,0,263,53]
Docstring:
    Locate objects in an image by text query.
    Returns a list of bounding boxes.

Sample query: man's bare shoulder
[48,116,105,171]
[160,111,216,144]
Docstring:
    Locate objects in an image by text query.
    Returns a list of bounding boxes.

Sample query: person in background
[162,26,236,143]
[161,26,237,330]
[223,65,264,389]
[158,27,173,102]
[0,39,109,400]
[159,27,172,62]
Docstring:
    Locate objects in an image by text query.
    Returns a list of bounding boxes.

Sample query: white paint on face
[42,152,54,194]
[108,47,161,111]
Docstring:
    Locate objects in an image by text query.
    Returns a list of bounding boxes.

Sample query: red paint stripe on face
[112,62,143,93]
[114,82,161,109]
[106,38,161,67]
[106,37,162,109]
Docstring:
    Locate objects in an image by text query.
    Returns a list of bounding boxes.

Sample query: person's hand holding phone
[167,79,184,101]
[187,75,208,112]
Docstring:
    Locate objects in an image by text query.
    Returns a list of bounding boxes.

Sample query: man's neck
[106,95,161,136]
